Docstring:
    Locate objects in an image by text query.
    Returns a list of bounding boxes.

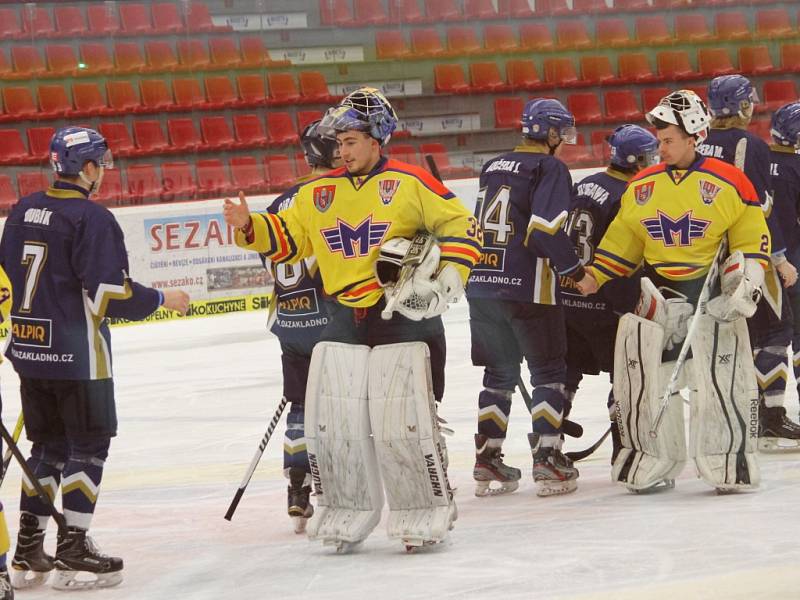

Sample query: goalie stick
[224,396,289,521]
[565,425,613,462]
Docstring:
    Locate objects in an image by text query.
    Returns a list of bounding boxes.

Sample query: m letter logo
[641,210,711,247]
[321,215,391,258]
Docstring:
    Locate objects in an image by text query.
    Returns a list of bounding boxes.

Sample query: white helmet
[646,90,711,143]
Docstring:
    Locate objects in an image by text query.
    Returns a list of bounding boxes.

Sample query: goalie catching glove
[375,237,464,321]
[635,277,694,351]
[706,251,764,322]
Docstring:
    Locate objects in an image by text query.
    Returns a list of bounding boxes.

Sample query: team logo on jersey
[634,181,655,206]
[699,180,721,205]
[641,210,711,247]
[313,185,336,212]
[378,179,401,205]
[320,215,391,258]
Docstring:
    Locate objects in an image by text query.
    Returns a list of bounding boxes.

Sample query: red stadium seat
[656,50,697,80]
[186,2,225,32]
[781,44,800,73]
[233,114,268,148]
[519,23,554,52]
[484,25,517,53]
[674,14,712,43]
[0,175,16,209]
[209,38,241,68]
[559,134,594,166]
[353,0,389,25]
[21,6,55,37]
[167,118,201,152]
[145,41,179,72]
[536,0,570,16]
[72,83,108,116]
[596,19,631,48]
[590,129,613,163]
[469,62,508,93]
[268,73,301,103]
[299,71,334,102]
[11,46,46,78]
[506,59,544,90]
[177,39,210,70]
[447,27,482,55]
[27,127,56,162]
[715,12,750,41]
[172,78,205,108]
[44,45,78,77]
[93,168,123,206]
[133,120,170,154]
[297,111,324,132]
[319,0,353,27]
[497,0,534,18]
[697,47,736,77]
[580,55,617,86]
[494,97,525,129]
[79,43,114,76]
[37,85,71,118]
[119,3,152,35]
[107,81,141,112]
[738,46,774,75]
[2,87,37,119]
[543,57,581,87]
[635,16,672,45]
[240,37,270,67]
[17,172,51,198]
[196,159,231,197]
[152,2,184,33]
[762,80,799,110]
[0,8,23,40]
[267,112,300,146]
[426,0,462,21]
[294,151,311,179]
[411,29,446,57]
[0,50,10,79]
[389,144,423,168]
[265,155,296,191]
[87,4,120,35]
[376,31,411,59]
[617,53,656,83]
[604,90,642,122]
[126,164,161,203]
[465,0,498,19]
[556,20,593,50]
[205,76,238,109]
[419,143,472,178]
[54,7,86,37]
[231,156,266,193]
[748,118,771,144]
[0,130,30,165]
[114,42,147,74]
[388,0,425,23]
[97,122,136,157]
[641,87,672,113]
[755,9,792,38]
[434,64,469,94]
[568,93,604,125]
[236,74,267,106]
[140,79,174,111]
[161,162,197,200]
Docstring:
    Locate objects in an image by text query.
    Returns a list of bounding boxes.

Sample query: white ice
[3,303,800,600]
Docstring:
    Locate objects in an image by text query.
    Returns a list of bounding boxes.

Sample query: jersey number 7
[19,242,48,313]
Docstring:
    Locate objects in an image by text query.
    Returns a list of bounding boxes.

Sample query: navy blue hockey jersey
[466,147,583,304]
[265,184,328,344]
[699,128,785,254]
[0,181,161,380]
[561,169,640,315]
[769,146,800,255]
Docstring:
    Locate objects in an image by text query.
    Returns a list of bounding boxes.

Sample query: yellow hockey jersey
[588,155,770,286]
[0,265,11,360]
[236,157,482,307]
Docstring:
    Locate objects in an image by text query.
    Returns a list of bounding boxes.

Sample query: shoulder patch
[312,185,336,212]
[634,181,655,205]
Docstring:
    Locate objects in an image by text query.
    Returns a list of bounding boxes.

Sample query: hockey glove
[636,277,694,351]
[707,252,764,322]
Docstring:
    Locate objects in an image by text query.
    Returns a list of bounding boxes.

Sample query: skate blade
[535,479,577,497]
[322,539,362,554]
[758,437,800,453]
[627,479,675,495]
[474,480,519,497]
[403,534,450,553]
[51,569,123,590]
[292,516,310,534]
[10,567,51,589]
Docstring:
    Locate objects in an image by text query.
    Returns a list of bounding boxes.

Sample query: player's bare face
[656,125,695,169]
[337,131,380,176]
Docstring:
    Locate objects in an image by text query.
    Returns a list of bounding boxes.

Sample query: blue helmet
[707,75,758,118]
[317,87,398,146]
[608,124,659,170]
[771,102,800,148]
[521,98,577,144]
[49,126,112,176]
[300,120,340,169]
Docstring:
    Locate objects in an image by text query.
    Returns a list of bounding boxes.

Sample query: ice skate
[10,512,53,589]
[529,434,578,497]
[0,568,14,599]
[758,405,800,452]
[473,434,521,497]
[287,467,314,534]
[51,528,123,590]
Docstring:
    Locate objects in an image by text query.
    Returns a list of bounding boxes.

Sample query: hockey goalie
[576,89,770,494]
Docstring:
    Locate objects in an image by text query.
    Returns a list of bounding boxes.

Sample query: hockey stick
[0,412,24,489]
[565,425,612,462]
[517,377,583,438]
[224,396,289,521]
[0,420,67,535]
[424,154,442,182]
[649,240,727,438]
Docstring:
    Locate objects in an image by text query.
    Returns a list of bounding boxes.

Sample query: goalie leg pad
[611,314,687,491]
[689,315,760,491]
[368,342,456,548]
[305,342,384,548]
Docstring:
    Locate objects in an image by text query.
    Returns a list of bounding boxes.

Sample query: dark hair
[651,117,690,137]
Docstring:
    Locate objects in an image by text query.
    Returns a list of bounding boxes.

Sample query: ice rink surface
[2,303,800,600]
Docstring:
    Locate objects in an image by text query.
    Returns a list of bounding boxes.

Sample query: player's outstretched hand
[162,290,190,316]
[776,260,798,289]
[575,271,599,296]
[223,191,251,229]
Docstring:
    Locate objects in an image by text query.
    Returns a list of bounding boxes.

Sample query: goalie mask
[646,90,711,143]
[317,87,398,146]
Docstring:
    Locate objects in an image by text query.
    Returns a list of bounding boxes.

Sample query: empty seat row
[377,11,800,60]
[0,2,225,40]
[0,74,335,122]
[434,51,800,95]
[388,143,472,178]
[0,38,287,80]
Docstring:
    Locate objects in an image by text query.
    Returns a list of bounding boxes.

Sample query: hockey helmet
[607,125,659,169]
[300,120,340,169]
[646,90,711,142]
[771,102,800,149]
[521,98,577,144]
[317,87,398,146]
[49,127,112,177]
[707,74,758,118]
